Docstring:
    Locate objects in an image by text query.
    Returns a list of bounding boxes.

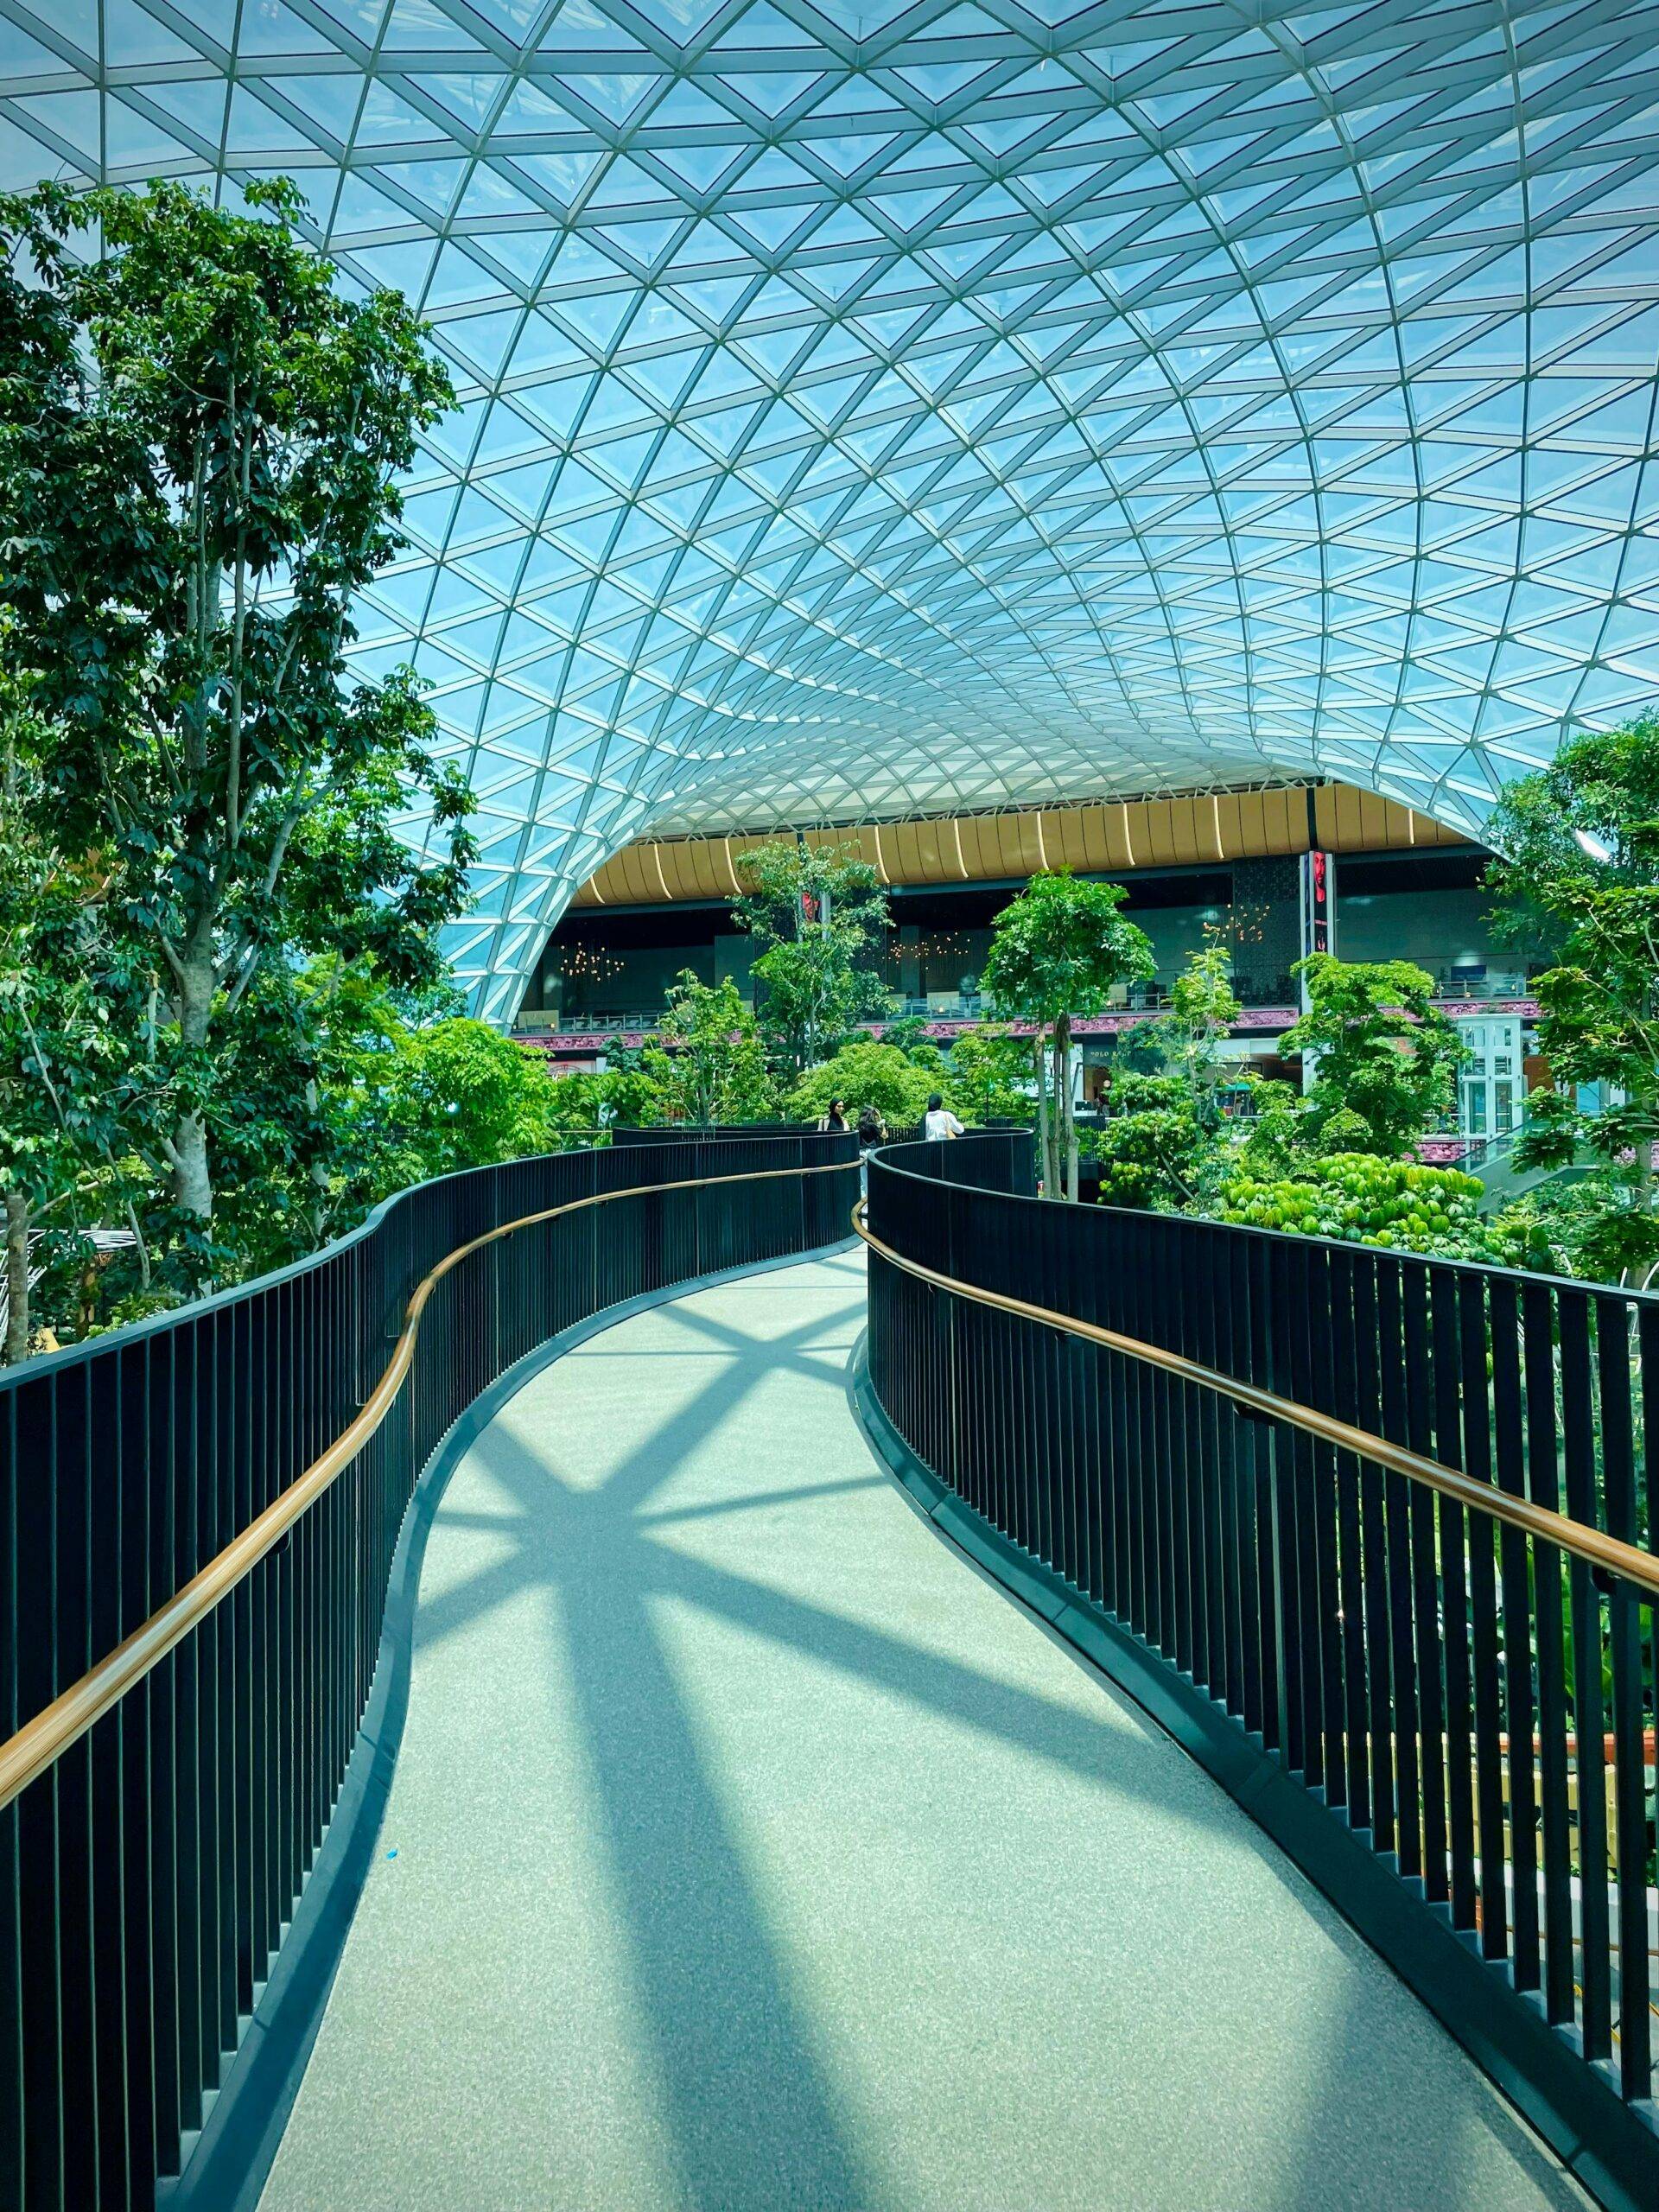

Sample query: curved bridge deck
[262,1254,1584,2212]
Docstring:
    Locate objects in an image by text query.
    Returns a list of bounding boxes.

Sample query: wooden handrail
[0,1159,855,1813]
[851,1200,1659,1604]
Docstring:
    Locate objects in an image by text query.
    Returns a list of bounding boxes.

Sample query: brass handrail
[851,1199,1659,1604]
[0,1159,855,1812]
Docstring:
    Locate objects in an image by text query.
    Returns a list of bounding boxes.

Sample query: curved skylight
[4,0,1659,1015]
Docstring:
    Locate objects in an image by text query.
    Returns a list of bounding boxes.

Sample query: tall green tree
[1084,944,1250,1215]
[645,972,778,1126]
[0,671,143,1356]
[982,871,1153,1200]
[0,178,474,1281]
[1152,939,1242,1206]
[945,1024,1032,1123]
[731,837,893,1070]
[789,1039,941,1128]
[1482,715,1659,1286]
[1507,885,1659,1286]
[1281,955,1464,1159]
[1484,716,1659,963]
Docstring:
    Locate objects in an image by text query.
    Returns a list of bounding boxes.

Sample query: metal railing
[0,1133,857,2212]
[858,1135,1659,2212]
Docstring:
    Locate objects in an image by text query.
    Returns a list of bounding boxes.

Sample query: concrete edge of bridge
[161,1236,858,2212]
[844,1329,1653,2212]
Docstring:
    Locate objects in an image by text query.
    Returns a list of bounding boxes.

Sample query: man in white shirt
[923,1092,964,1141]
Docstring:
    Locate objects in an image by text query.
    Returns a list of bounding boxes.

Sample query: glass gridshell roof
[4,0,1659,1015]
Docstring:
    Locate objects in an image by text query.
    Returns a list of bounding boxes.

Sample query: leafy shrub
[1217,1152,1496,1260]
[789,1039,942,1127]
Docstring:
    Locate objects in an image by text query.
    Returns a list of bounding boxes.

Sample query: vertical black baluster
[53,1362,99,2212]
[1166,1227,1192,1677]
[1330,1249,1369,1839]
[1559,1290,1609,2060]
[1432,1268,1476,1934]
[1302,1242,1345,1810]
[1525,1279,1573,2023]
[1249,1236,1290,1765]
[1459,1274,1508,1960]
[232,1296,254,2032]
[1196,1226,1227,1705]
[86,1353,129,2210]
[1354,1258,1394,1859]
[1282,1247,1327,1796]
[0,1387,24,2212]
[1234,1231,1267,1744]
[1491,1278,1539,1990]
[1597,1290,1649,2101]
[1402,1264,1446,1904]
[1377,1262,1421,1882]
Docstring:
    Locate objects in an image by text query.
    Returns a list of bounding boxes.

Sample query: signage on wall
[1297,849,1334,1070]
[1303,848,1332,957]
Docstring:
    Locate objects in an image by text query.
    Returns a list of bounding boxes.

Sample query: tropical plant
[1484,715,1659,962]
[0,672,147,1354]
[1084,1073,1208,1212]
[946,1024,1033,1123]
[982,871,1153,1200]
[731,837,893,1069]
[1480,716,1659,1287]
[1506,883,1659,1286]
[0,177,473,1284]
[1154,942,1240,1117]
[1217,1154,1496,1261]
[643,972,779,1126]
[351,1019,564,1188]
[789,1040,941,1129]
[1281,955,1464,1158]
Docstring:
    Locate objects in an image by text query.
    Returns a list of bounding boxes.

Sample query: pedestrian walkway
[260,1252,1586,2212]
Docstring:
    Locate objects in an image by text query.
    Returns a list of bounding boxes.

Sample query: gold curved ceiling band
[0,1158,855,1814]
[851,1200,1659,1604]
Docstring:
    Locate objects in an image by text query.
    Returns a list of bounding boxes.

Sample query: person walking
[923,1091,963,1141]
[817,1097,849,1133]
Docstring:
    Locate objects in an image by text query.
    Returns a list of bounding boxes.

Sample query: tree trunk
[1032,1031,1056,1198]
[173,939,217,1225]
[4,1190,29,1364]
[305,1077,330,1249]
[1057,1013,1078,1202]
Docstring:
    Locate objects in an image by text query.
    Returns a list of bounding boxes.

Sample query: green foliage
[1154,941,1240,1105]
[982,870,1153,1200]
[1480,716,1659,1287]
[541,1069,613,1136]
[1281,954,1463,1156]
[0,177,472,1279]
[1084,1074,1207,1211]
[880,1014,934,1057]
[946,1024,1032,1123]
[582,1033,669,1130]
[982,870,1154,1027]
[1509,886,1659,1284]
[789,1040,940,1128]
[1484,715,1659,957]
[641,972,778,1126]
[340,1018,563,1195]
[0,666,150,1351]
[1218,1154,1497,1261]
[730,837,892,1069]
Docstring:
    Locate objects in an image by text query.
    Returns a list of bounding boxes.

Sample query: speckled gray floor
[260,1251,1586,2212]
